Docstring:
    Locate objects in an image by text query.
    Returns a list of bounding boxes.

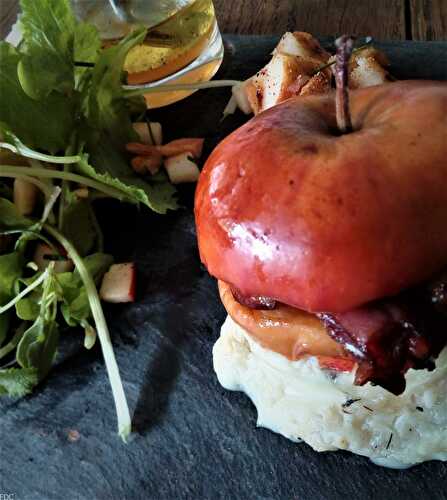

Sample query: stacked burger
[194,34,447,467]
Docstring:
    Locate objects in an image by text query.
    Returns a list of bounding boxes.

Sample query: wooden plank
[6,1,446,42]
[0,0,18,39]
[214,0,406,40]
[410,0,447,40]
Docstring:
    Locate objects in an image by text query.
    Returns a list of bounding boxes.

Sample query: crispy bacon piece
[318,280,447,394]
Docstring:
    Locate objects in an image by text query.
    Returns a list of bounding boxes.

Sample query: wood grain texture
[1,0,447,42]
[0,0,18,39]
[214,0,407,39]
[410,0,447,40]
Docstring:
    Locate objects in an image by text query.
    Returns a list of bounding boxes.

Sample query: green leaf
[57,253,113,327]
[78,146,178,213]
[0,197,42,254]
[16,316,59,378]
[74,23,101,65]
[74,22,101,89]
[0,197,33,230]
[86,27,147,144]
[16,268,61,379]
[0,367,39,397]
[16,296,40,321]
[18,0,76,99]
[60,199,97,256]
[0,249,25,346]
[0,42,75,153]
[0,251,24,300]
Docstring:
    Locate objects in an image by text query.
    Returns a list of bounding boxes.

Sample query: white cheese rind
[213,315,447,467]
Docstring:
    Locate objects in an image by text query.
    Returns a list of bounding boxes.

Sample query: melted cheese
[213,315,447,467]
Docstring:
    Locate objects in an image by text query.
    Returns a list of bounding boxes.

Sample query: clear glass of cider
[73,0,224,108]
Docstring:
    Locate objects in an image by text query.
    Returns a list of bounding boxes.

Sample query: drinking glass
[72,0,224,108]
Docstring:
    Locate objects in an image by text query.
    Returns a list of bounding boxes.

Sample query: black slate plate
[1,36,447,500]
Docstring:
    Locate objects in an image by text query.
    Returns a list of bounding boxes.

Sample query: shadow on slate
[1,35,447,500]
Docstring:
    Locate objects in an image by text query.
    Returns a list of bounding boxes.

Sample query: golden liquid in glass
[75,0,221,107]
[125,0,220,107]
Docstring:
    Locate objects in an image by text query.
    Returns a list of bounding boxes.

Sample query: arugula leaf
[57,253,113,327]
[86,27,147,144]
[74,22,101,89]
[0,367,39,397]
[0,197,43,254]
[17,316,59,378]
[74,23,101,66]
[0,252,24,298]
[0,42,75,153]
[78,146,177,213]
[16,268,60,379]
[14,271,51,323]
[60,199,97,256]
[17,0,76,99]
[16,296,39,322]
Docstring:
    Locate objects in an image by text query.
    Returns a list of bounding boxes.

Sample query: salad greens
[0,0,180,439]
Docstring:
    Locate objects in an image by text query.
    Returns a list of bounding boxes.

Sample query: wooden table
[1,0,446,40]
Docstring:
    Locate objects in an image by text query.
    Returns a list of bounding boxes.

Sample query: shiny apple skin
[195,81,447,313]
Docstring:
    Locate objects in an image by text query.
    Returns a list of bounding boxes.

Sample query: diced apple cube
[132,122,163,145]
[164,153,200,184]
[100,263,136,303]
[149,122,163,146]
[274,32,330,62]
[132,122,152,145]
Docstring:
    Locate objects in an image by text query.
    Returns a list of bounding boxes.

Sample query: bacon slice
[318,280,447,394]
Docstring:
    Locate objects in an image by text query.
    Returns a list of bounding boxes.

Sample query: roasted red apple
[196,80,447,313]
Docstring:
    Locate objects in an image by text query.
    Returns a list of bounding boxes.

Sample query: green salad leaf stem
[0,166,135,202]
[0,268,49,315]
[0,141,81,164]
[43,223,131,441]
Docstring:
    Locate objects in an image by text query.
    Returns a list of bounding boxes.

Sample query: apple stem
[334,35,355,134]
